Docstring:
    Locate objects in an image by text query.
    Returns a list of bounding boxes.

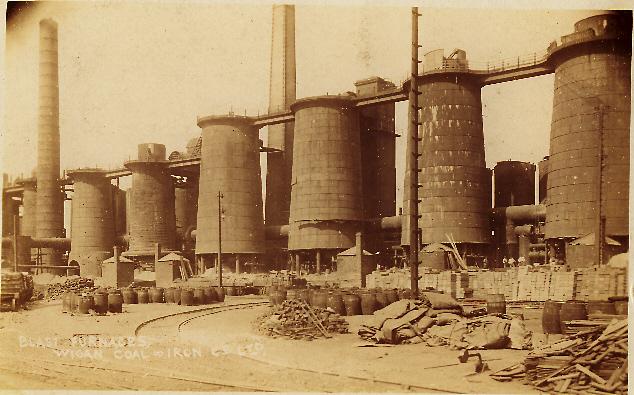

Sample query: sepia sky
[2,1,616,212]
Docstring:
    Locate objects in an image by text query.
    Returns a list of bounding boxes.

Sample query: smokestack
[265,5,296,227]
[36,19,64,268]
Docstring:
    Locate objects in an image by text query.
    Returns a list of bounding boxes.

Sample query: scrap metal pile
[492,319,627,394]
[45,277,95,300]
[358,293,532,350]
[258,299,349,340]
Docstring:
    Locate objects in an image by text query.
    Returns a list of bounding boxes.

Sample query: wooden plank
[575,364,607,385]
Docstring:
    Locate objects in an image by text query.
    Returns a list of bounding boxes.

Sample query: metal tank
[545,12,631,239]
[67,169,115,267]
[493,161,536,208]
[195,115,265,259]
[288,96,363,252]
[418,74,490,245]
[35,19,64,268]
[124,144,176,256]
[19,178,37,237]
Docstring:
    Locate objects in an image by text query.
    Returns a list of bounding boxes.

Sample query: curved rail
[134,300,269,336]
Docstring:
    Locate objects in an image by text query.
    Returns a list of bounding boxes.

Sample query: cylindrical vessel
[288,96,363,251]
[493,161,536,207]
[69,293,79,312]
[545,13,631,239]
[35,19,64,269]
[326,292,345,315]
[216,287,225,302]
[542,300,563,334]
[374,289,388,310]
[164,287,175,304]
[311,289,328,309]
[195,116,265,256]
[107,292,123,313]
[180,289,194,306]
[225,286,236,297]
[486,294,507,315]
[125,143,176,255]
[193,288,205,305]
[67,169,115,271]
[586,301,616,315]
[121,288,138,304]
[149,288,164,303]
[286,288,299,300]
[417,74,490,244]
[137,288,149,304]
[298,289,310,304]
[203,286,216,303]
[172,288,182,305]
[93,292,108,314]
[78,295,93,314]
[343,293,361,316]
[385,289,399,305]
[359,291,377,315]
[559,301,588,333]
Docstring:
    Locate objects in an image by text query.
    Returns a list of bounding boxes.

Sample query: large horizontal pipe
[18,264,79,269]
[492,204,546,223]
[514,224,534,237]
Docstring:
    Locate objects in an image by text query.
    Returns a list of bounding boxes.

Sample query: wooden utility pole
[594,105,606,266]
[409,7,421,295]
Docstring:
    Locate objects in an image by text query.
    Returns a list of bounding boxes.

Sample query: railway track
[133,300,269,337]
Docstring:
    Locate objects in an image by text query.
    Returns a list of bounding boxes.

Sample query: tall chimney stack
[265,5,296,228]
[36,19,64,269]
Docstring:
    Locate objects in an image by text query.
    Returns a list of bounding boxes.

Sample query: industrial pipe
[492,204,546,223]
[514,224,534,237]
[265,225,289,238]
[2,236,70,249]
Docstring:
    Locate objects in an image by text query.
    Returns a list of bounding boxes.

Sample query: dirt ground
[0,295,551,393]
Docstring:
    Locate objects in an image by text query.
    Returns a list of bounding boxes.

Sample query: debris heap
[45,277,95,300]
[492,319,627,394]
[258,299,348,340]
[357,293,532,350]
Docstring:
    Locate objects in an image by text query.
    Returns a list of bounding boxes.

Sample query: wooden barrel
[69,292,79,313]
[385,289,399,305]
[149,288,165,303]
[312,290,328,309]
[193,288,205,305]
[359,291,377,315]
[327,292,345,315]
[137,288,149,304]
[486,294,507,315]
[93,292,108,314]
[107,292,123,313]
[559,301,587,333]
[78,295,93,314]
[121,288,138,304]
[614,301,628,315]
[374,289,388,309]
[203,286,217,303]
[181,289,194,306]
[343,293,361,316]
[225,286,236,297]
[586,301,616,315]
[164,288,175,304]
[542,300,563,334]
[216,287,225,302]
[172,288,182,305]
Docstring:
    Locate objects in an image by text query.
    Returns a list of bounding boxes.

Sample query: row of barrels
[542,299,628,334]
[62,286,227,315]
[269,287,414,316]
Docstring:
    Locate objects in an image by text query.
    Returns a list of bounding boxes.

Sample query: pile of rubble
[492,319,627,394]
[45,277,95,300]
[257,299,348,340]
[358,292,532,349]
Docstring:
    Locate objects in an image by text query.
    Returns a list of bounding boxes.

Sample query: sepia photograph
[0,0,631,393]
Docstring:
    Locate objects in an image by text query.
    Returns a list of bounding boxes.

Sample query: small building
[336,246,377,288]
[156,252,190,288]
[565,233,623,268]
[420,243,451,270]
[101,254,135,287]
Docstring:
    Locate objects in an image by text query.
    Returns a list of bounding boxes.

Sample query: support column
[235,255,241,274]
[316,250,321,274]
[295,253,302,274]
